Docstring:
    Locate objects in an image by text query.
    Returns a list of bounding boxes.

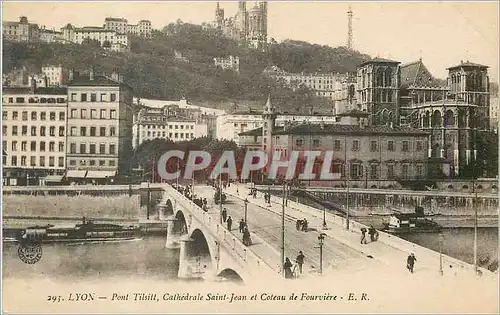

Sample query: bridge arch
[182,228,214,279]
[174,210,188,236]
[217,268,244,283]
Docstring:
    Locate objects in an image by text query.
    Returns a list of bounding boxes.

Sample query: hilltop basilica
[214,1,268,50]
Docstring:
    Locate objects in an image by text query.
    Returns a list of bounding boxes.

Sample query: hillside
[2,20,372,113]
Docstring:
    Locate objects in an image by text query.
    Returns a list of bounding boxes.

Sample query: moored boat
[383,206,442,235]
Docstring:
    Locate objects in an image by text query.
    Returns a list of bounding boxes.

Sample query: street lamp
[322,207,328,230]
[317,233,326,275]
[244,198,249,224]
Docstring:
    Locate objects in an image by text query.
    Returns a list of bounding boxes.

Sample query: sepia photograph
[1,0,499,313]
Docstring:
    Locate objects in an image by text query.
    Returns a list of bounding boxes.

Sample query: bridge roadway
[193,183,498,282]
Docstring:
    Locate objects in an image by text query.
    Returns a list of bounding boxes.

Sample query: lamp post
[439,232,444,276]
[318,233,326,275]
[146,180,150,220]
[322,207,328,230]
[244,198,249,224]
[281,182,286,278]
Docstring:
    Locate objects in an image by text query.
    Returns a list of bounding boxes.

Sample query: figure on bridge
[226,216,233,231]
[295,251,305,275]
[239,219,246,233]
[242,227,252,246]
[222,208,227,222]
[283,257,294,279]
[368,225,379,242]
[361,227,368,244]
[407,253,417,273]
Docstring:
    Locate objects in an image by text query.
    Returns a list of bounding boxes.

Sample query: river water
[2,228,498,280]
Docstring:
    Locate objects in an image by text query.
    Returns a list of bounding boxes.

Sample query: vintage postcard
[1,0,499,313]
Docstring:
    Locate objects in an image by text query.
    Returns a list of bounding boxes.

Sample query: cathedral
[214,1,268,50]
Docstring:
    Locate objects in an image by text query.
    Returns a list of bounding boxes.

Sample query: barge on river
[3,217,142,243]
[382,206,442,235]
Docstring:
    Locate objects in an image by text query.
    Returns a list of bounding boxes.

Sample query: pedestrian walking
[368,225,377,242]
[283,257,294,279]
[360,227,368,244]
[226,216,233,231]
[239,219,245,233]
[222,208,227,222]
[242,227,252,246]
[407,253,417,273]
[295,251,305,274]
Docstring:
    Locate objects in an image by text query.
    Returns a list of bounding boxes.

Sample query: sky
[2,1,499,81]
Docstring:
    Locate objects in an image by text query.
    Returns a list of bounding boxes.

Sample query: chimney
[30,77,36,93]
[69,69,74,81]
[89,67,94,81]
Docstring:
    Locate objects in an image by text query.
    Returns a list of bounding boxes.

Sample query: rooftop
[336,109,369,117]
[273,124,430,136]
[359,57,401,67]
[239,126,285,137]
[400,59,445,89]
[447,61,489,70]
[68,74,131,89]
[2,86,68,95]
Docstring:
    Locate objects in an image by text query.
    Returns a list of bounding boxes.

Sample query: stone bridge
[152,183,278,284]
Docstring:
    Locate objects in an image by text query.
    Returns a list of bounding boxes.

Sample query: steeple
[264,94,274,114]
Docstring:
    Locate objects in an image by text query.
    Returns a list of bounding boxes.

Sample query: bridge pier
[165,216,181,249]
[178,236,214,279]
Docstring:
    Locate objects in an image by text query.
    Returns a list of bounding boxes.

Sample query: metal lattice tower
[347,6,353,50]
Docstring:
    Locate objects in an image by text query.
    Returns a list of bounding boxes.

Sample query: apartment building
[2,85,68,186]
[2,16,39,42]
[66,70,134,183]
[42,65,65,86]
[214,55,240,73]
[104,17,152,38]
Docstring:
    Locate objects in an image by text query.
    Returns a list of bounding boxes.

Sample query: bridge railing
[163,184,277,277]
[269,194,496,279]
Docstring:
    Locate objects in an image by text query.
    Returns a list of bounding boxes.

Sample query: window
[402,164,409,178]
[110,93,116,102]
[351,163,363,179]
[71,127,77,136]
[91,109,97,119]
[12,111,18,120]
[89,160,96,166]
[2,111,7,120]
[90,127,96,136]
[21,126,27,136]
[30,156,36,167]
[71,109,77,118]
[312,139,320,147]
[39,156,45,167]
[2,125,7,136]
[38,126,46,136]
[49,126,55,136]
[387,140,395,151]
[80,127,86,136]
[110,110,116,119]
[80,143,86,154]
[31,111,37,120]
[11,156,17,166]
[99,127,106,136]
[370,164,378,180]
[110,127,116,136]
[49,157,55,167]
[58,157,64,167]
[70,143,76,154]
[22,111,28,120]
[416,164,423,178]
[89,143,96,154]
[100,109,106,119]
[71,93,77,101]
[20,156,26,166]
[30,141,36,151]
[81,93,87,102]
[334,139,342,151]
[31,126,37,136]
[22,141,28,152]
[109,144,116,154]
[352,140,360,151]
[100,93,107,102]
[50,112,56,121]
[109,160,116,166]
[370,140,378,152]
[48,141,55,152]
[11,141,17,151]
[40,112,46,120]
[416,140,423,151]
[69,160,76,166]
[59,126,65,136]
[99,160,106,166]
[59,112,65,121]
[90,93,97,102]
[295,139,303,147]
[402,141,409,152]
[387,164,395,179]
[59,142,64,152]
[81,109,87,118]
[99,143,105,154]
[40,142,46,152]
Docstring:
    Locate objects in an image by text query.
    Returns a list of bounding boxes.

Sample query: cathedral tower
[262,94,277,156]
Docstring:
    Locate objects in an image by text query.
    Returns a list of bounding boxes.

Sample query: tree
[102,40,111,49]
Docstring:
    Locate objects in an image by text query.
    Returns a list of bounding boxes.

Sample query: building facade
[214,55,240,73]
[2,16,39,42]
[66,70,134,182]
[61,24,129,51]
[214,1,267,50]
[272,124,430,188]
[2,86,68,186]
[104,17,152,38]
[42,65,66,87]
